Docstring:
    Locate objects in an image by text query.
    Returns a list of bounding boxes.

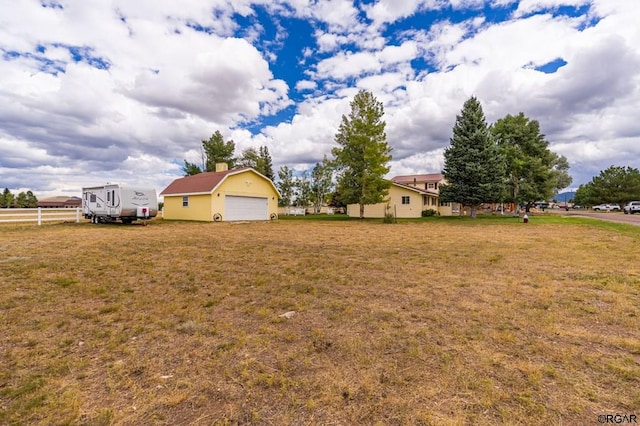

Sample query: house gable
[160,168,280,221]
[392,173,445,192]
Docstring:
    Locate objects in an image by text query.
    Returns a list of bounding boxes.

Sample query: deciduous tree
[237,146,274,179]
[310,156,334,214]
[237,147,260,169]
[276,165,295,207]
[294,171,312,207]
[332,90,392,218]
[491,112,571,210]
[439,96,505,218]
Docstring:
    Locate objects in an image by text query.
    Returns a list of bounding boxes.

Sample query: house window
[431,198,437,206]
[428,183,435,189]
[182,196,189,207]
[402,196,410,205]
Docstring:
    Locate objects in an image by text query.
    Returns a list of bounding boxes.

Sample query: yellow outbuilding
[160,165,280,222]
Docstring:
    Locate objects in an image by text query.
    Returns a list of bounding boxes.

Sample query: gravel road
[555,210,640,226]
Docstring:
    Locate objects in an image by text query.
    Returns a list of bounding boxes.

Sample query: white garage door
[224,196,268,221]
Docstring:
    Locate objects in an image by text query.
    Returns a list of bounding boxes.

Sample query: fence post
[37,207,42,226]
[76,207,80,223]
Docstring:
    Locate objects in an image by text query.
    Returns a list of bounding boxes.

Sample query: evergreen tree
[1,188,14,208]
[259,146,275,180]
[203,131,236,171]
[332,90,392,218]
[439,96,505,218]
[182,161,202,176]
[183,131,235,175]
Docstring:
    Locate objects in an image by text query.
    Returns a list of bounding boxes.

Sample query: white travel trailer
[82,184,158,224]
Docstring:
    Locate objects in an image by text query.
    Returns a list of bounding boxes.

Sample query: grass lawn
[0,216,639,425]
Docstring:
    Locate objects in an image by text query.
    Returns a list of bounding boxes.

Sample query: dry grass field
[0,216,639,425]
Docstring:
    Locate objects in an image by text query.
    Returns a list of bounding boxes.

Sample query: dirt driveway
[557,210,640,226]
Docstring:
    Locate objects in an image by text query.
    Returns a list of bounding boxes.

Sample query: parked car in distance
[592,204,621,211]
[623,201,640,214]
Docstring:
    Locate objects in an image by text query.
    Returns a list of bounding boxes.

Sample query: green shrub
[421,209,438,217]
[383,204,397,223]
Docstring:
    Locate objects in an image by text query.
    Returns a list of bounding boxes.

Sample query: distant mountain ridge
[553,191,576,203]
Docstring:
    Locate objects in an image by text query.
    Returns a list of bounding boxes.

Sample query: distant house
[346,173,458,218]
[392,173,443,192]
[160,164,280,222]
[37,196,82,208]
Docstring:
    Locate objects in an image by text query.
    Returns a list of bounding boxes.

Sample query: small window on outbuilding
[182,196,189,207]
[402,196,410,205]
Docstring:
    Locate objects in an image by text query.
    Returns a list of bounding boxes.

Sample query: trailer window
[90,194,96,202]
[182,196,189,207]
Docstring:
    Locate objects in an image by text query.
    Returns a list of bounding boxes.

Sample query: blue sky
[0,0,638,198]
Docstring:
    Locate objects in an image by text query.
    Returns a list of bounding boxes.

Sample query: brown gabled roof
[38,196,81,203]
[392,182,439,196]
[392,173,443,184]
[160,167,281,197]
[160,168,249,196]
[37,196,82,207]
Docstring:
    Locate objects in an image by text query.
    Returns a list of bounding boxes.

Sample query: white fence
[284,207,306,216]
[0,207,83,225]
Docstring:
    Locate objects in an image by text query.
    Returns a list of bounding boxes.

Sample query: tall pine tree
[258,146,275,180]
[332,90,392,218]
[182,131,235,175]
[439,96,504,218]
